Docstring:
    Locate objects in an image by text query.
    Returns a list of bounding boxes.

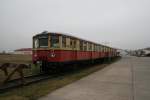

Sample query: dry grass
[0,54,32,64]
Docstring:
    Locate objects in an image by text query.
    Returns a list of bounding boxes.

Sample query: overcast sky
[0,0,150,52]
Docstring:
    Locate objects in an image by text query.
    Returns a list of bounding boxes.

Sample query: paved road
[40,56,150,100]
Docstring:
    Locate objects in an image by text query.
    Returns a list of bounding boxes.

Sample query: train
[32,31,118,72]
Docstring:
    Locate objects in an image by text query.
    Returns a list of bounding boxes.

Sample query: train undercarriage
[38,56,118,73]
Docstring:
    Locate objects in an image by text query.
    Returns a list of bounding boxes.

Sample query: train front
[32,32,61,71]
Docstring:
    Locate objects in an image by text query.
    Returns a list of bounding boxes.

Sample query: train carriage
[32,31,117,72]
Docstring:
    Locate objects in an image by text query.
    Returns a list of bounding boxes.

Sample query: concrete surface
[40,56,150,100]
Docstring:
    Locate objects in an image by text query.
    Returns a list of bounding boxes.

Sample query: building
[130,47,150,57]
[14,48,32,55]
[117,49,128,56]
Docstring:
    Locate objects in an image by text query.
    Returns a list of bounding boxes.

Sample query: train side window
[93,45,95,51]
[104,47,106,52]
[66,38,70,48]
[94,45,96,51]
[97,45,99,51]
[50,35,59,48]
[98,45,100,51]
[96,45,98,51]
[101,46,103,52]
[90,43,92,51]
[88,43,92,51]
[70,38,76,49]
[62,36,66,48]
[103,46,105,52]
[73,40,76,49]
[83,42,87,51]
[99,45,101,52]
[80,40,83,51]
[95,45,97,51]
[70,39,73,48]
[96,45,97,51]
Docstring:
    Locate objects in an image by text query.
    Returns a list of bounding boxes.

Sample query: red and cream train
[32,32,118,72]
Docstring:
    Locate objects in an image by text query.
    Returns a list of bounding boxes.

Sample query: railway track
[0,73,57,93]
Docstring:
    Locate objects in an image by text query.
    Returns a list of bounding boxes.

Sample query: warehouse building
[14,48,32,55]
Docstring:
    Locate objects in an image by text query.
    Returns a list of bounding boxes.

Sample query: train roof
[34,31,116,49]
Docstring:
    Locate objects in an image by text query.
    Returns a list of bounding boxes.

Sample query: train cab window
[62,36,66,48]
[39,38,48,48]
[34,35,48,48]
[51,35,59,48]
[34,38,39,48]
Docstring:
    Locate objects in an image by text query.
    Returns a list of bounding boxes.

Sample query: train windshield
[34,35,48,48]
[39,38,48,48]
[50,35,59,48]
